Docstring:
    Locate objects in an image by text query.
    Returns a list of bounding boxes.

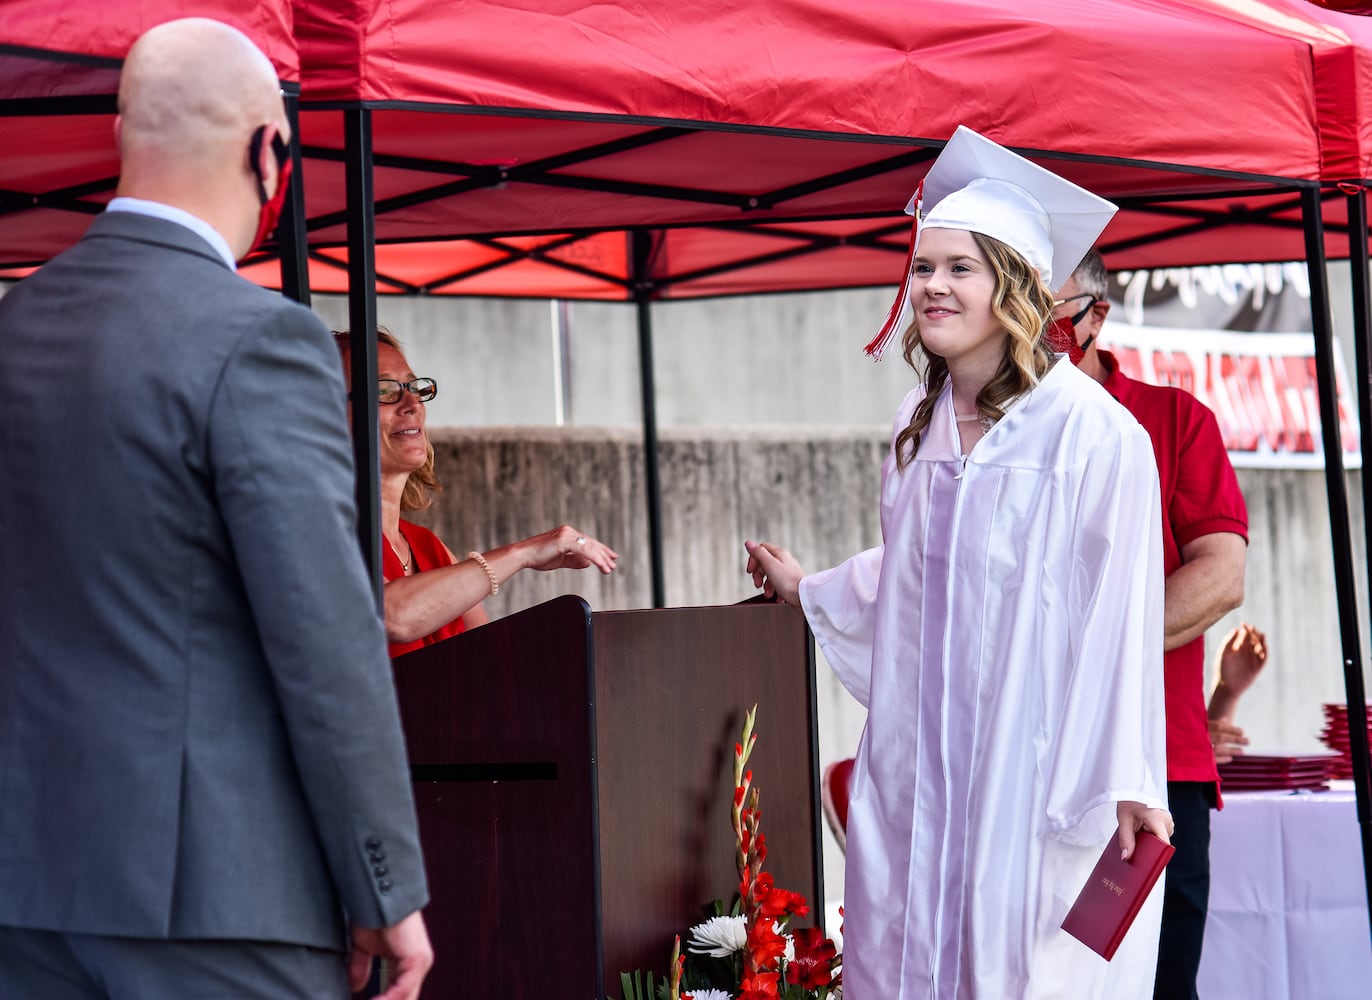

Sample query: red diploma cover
[1061,828,1175,960]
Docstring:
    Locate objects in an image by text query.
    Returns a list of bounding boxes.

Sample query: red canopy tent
[236,0,1344,642]
[259,0,1336,301]
[0,0,1338,288]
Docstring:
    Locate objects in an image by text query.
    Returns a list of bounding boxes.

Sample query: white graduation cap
[865,125,1117,360]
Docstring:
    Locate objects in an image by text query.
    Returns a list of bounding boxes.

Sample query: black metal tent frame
[4,55,1372,945]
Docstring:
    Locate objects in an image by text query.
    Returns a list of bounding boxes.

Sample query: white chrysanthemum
[686,914,747,958]
[683,991,733,1000]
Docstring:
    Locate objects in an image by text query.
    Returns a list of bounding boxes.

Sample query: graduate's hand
[1116,801,1173,861]
[744,539,804,610]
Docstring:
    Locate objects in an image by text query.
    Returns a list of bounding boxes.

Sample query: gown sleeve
[1043,421,1169,846]
[799,545,884,707]
[796,385,924,709]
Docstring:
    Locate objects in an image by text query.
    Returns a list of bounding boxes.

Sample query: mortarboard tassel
[864,181,923,361]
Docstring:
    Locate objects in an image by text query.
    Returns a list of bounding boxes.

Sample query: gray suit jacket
[0,211,427,950]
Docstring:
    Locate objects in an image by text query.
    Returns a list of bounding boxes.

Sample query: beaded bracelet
[467,551,499,596]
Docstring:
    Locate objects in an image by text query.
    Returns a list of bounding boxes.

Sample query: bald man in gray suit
[0,19,431,1000]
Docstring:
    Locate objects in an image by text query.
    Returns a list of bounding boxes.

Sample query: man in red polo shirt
[1055,250,1248,1000]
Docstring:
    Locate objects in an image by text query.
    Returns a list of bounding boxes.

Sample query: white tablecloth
[1197,782,1372,1000]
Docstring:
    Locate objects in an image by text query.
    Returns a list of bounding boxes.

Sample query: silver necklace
[387,532,413,572]
[955,412,995,433]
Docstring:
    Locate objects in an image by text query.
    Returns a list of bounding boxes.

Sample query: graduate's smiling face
[911,227,1007,368]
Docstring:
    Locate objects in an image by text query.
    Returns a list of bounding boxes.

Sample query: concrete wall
[309,288,921,428]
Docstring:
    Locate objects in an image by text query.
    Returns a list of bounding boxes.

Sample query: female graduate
[745,126,1172,999]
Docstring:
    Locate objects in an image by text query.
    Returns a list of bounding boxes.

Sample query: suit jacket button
[366,837,381,850]
[369,851,386,863]
[378,880,393,893]
[373,865,389,877]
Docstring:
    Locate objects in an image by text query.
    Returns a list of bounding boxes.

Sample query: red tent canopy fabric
[0,0,1363,298]
[1180,0,1372,183]
[270,0,1340,299]
[296,0,1318,179]
[0,1,298,279]
[0,2,297,86]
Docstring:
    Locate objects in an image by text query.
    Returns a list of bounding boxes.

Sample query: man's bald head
[115,18,289,257]
[119,19,282,164]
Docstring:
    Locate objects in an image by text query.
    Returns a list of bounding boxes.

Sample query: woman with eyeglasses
[334,328,617,658]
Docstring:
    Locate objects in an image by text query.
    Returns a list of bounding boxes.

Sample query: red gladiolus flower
[739,969,781,999]
[753,873,809,919]
[786,926,837,989]
[746,914,788,969]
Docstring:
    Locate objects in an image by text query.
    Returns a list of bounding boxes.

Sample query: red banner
[1102,327,1361,468]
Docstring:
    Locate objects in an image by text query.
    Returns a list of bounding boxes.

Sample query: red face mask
[1043,294,1099,365]
[1044,315,1086,364]
[245,126,293,259]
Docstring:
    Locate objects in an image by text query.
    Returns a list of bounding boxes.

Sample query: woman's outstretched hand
[744,539,804,609]
[519,524,618,574]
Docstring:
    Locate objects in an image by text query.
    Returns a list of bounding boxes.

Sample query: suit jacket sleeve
[206,299,427,929]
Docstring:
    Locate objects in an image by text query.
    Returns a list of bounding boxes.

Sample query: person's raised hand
[1116,800,1173,861]
[349,910,433,1000]
[519,524,618,574]
[744,539,804,609]
[1216,622,1267,699]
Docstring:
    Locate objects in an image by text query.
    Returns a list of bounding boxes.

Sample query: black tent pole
[631,229,666,609]
[1301,185,1372,945]
[1348,187,1372,646]
[278,91,310,308]
[343,107,382,607]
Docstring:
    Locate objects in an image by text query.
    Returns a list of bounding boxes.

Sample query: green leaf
[612,969,660,1000]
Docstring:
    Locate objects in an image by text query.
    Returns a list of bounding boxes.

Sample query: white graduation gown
[801,359,1167,999]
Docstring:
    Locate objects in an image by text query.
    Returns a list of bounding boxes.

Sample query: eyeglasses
[1053,293,1099,327]
[376,378,438,404]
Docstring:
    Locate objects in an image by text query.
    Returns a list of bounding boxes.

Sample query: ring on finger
[576,536,587,545]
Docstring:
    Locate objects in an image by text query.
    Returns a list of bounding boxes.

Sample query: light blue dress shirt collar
[106,197,237,271]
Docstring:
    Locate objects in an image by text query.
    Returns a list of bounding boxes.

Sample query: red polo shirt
[1099,351,1249,788]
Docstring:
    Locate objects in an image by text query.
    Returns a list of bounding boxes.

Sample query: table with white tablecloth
[1197,782,1372,1000]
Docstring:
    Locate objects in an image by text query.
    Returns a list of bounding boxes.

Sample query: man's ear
[113,115,122,150]
[1090,298,1111,327]
[250,122,283,192]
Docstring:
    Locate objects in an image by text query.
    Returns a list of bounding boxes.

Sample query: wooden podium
[390,595,822,999]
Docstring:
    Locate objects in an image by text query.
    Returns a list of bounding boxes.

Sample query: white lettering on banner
[1100,326,1361,470]
[1114,264,1311,327]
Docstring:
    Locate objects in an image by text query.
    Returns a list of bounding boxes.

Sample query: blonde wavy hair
[893,231,1056,470]
[331,326,443,512]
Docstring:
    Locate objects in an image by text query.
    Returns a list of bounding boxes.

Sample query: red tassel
[865,180,924,360]
[864,213,920,360]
